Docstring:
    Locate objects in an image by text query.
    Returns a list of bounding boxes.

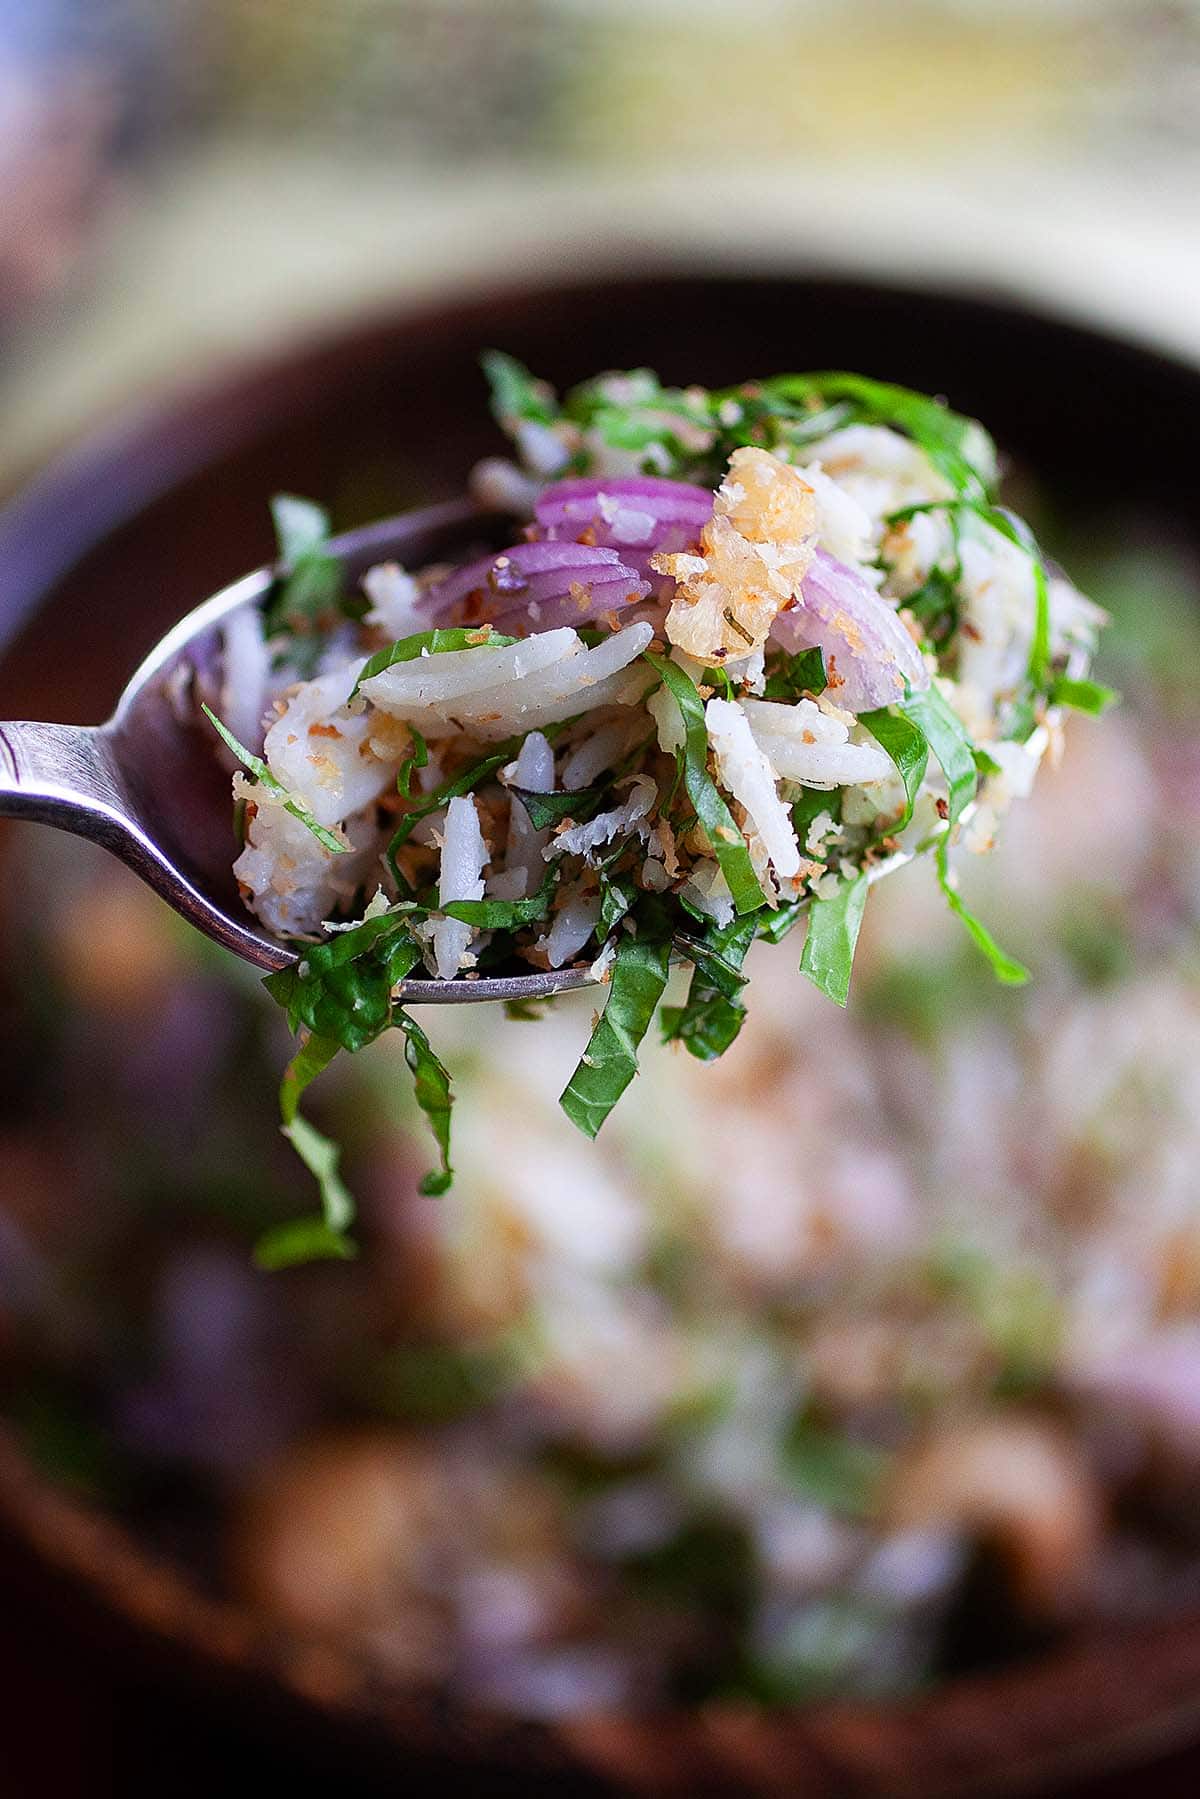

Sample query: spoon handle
[0,720,123,831]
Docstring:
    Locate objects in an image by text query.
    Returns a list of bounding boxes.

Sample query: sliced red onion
[486,575,650,635]
[420,540,649,631]
[535,476,713,549]
[772,550,930,713]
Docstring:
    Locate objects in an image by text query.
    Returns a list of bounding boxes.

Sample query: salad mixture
[1,526,1196,1715]
[206,361,1110,1260]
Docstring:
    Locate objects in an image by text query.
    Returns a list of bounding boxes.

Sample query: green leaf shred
[201,704,347,855]
[860,705,930,831]
[799,870,870,1007]
[396,1012,455,1195]
[560,911,672,1138]
[256,1032,356,1270]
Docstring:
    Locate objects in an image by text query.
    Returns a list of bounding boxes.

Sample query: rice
[426,794,488,980]
[209,359,1106,1194]
[362,562,423,638]
[490,730,554,901]
[543,884,603,968]
[705,697,801,882]
[546,775,656,862]
[263,660,392,828]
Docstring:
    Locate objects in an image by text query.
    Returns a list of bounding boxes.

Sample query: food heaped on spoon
[204,357,1112,1263]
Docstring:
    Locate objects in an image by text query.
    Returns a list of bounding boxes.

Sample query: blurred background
[2,4,1200,1797]
[4,0,1200,483]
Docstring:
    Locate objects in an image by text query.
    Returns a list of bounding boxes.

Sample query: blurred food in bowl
[1,513,1198,1721]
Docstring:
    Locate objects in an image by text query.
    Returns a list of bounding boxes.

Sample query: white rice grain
[360,628,579,714]
[490,731,554,901]
[679,857,736,926]
[362,562,423,638]
[705,697,800,880]
[263,659,395,828]
[431,795,489,981]
[546,775,656,862]
[544,885,603,968]
[560,716,638,791]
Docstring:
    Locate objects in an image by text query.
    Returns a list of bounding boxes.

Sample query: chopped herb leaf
[800,870,869,1007]
[255,1217,357,1271]
[765,373,996,502]
[509,784,604,830]
[662,912,757,1062]
[761,646,827,702]
[481,349,560,426]
[441,868,556,929]
[201,705,347,855]
[397,725,428,797]
[1050,675,1120,716]
[897,688,1026,979]
[672,917,755,999]
[264,912,423,1052]
[265,494,343,648]
[598,869,638,937]
[755,897,809,946]
[899,684,977,827]
[860,705,929,831]
[789,785,838,851]
[395,1012,455,1194]
[560,909,672,1138]
[935,838,1029,985]
[901,561,962,648]
[256,1031,357,1270]
[386,746,515,869]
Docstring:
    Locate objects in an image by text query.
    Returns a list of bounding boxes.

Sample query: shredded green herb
[225,359,1111,1252]
[1050,675,1120,716]
[662,912,757,1062]
[859,706,930,832]
[560,908,673,1138]
[201,705,347,856]
[396,724,428,797]
[264,495,347,669]
[761,646,827,703]
[441,867,556,930]
[264,911,422,1051]
[508,785,604,830]
[899,684,1027,982]
[800,870,870,1007]
[481,349,559,427]
[256,1032,356,1270]
[385,746,516,874]
[900,683,978,827]
[396,1012,455,1195]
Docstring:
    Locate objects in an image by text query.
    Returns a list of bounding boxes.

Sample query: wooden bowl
[2,271,1199,1796]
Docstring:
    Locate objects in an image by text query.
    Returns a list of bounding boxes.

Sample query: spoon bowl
[0,498,602,1002]
[0,492,916,1001]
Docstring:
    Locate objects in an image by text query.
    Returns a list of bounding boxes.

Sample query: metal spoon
[0,497,915,1003]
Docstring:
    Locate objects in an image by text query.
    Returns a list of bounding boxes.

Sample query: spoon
[0,497,915,1003]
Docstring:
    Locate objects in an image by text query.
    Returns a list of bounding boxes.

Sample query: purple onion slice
[772,550,930,714]
[535,476,713,549]
[420,540,648,630]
